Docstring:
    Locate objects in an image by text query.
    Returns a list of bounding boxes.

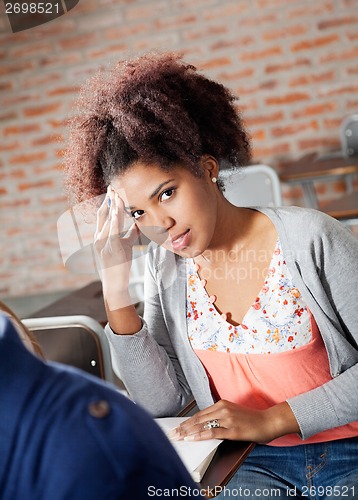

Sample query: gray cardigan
[105,207,358,440]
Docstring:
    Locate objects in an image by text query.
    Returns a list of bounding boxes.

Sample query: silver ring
[203,419,220,430]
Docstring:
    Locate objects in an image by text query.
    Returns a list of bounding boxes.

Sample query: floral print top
[186,239,312,354]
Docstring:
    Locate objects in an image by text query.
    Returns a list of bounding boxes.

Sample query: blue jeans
[215,438,358,499]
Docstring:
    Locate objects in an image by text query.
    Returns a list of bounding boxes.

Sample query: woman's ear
[200,155,220,182]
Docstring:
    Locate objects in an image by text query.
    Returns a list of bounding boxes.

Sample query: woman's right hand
[94,186,139,311]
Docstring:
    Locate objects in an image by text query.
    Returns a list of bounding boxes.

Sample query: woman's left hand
[168,399,299,444]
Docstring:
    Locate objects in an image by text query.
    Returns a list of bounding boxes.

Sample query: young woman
[65,52,358,498]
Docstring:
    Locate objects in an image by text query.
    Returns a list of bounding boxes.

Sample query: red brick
[126,2,169,21]
[237,80,278,95]
[347,100,358,109]
[11,43,52,59]
[236,99,258,112]
[240,46,283,61]
[23,103,62,117]
[38,53,82,67]
[252,143,291,159]
[59,33,97,51]
[21,73,62,89]
[0,112,18,122]
[3,124,41,136]
[199,57,232,70]
[289,70,335,87]
[218,68,255,81]
[0,142,20,152]
[318,84,358,97]
[262,24,307,41]
[0,199,31,209]
[291,34,339,52]
[89,44,128,58]
[0,187,7,195]
[347,65,358,75]
[320,46,358,63]
[0,81,13,92]
[292,102,336,118]
[281,185,304,200]
[10,152,47,165]
[332,180,348,193]
[32,18,76,36]
[287,2,334,18]
[2,94,40,106]
[105,24,149,40]
[47,86,80,97]
[32,134,63,146]
[184,25,228,41]
[0,61,33,76]
[315,183,328,195]
[40,195,68,205]
[154,14,197,30]
[34,163,64,175]
[18,180,54,192]
[298,137,340,150]
[0,169,26,181]
[317,16,358,30]
[204,2,249,20]
[323,118,342,130]
[266,93,310,105]
[210,36,254,52]
[347,31,358,42]
[271,120,319,138]
[244,111,285,127]
[258,0,298,6]
[265,58,311,74]
[48,119,70,129]
[243,13,279,27]
[251,129,266,141]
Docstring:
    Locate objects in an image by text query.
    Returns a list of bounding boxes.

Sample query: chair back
[22,315,114,383]
[219,164,282,207]
[340,114,358,158]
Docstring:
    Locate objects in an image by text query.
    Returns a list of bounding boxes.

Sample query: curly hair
[65,52,251,204]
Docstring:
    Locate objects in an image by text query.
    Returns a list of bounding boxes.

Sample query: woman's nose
[142,213,175,242]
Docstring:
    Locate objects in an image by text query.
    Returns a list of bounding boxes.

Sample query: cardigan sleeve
[104,246,193,417]
[284,210,358,439]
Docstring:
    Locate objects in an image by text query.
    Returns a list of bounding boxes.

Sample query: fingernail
[184,435,195,442]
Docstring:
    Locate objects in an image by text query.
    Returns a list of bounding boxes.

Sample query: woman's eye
[131,210,144,220]
[160,189,174,202]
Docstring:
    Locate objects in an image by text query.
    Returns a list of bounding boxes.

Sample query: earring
[211,177,217,183]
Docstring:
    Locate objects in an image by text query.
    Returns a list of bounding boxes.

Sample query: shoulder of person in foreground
[0,315,202,500]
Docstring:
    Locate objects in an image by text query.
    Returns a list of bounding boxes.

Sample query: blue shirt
[0,315,202,499]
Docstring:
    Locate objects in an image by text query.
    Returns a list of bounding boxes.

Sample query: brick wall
[0,0,357,297]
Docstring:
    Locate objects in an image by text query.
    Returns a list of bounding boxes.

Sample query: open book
[155,417,222,482]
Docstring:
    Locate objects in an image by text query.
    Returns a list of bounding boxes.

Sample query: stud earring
[211,177,217,183]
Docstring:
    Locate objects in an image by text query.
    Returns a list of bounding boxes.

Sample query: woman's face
[110,161,220,258]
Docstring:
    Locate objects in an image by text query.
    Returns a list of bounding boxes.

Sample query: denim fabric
[215,438,358,500]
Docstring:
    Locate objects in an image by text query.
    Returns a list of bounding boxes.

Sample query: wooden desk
[280,152,358,209]
[200,441,255,498]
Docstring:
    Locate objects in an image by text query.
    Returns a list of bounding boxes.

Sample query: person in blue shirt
[0,313,203,500]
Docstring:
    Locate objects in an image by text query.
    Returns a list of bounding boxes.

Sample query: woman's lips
[170,229,191,250]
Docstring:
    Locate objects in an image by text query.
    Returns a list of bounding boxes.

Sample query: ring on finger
[203,419,220,430]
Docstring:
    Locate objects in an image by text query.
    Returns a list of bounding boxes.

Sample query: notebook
[155,417,222,482]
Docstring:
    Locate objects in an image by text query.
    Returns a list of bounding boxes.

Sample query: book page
[155,417,222,481]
